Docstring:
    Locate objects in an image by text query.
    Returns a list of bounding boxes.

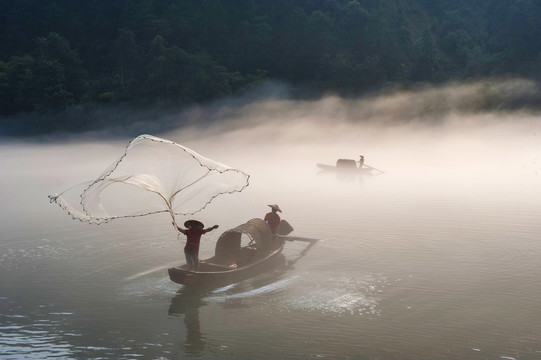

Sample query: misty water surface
[1,80,541,359]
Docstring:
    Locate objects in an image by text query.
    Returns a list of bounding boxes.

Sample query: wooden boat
[168,218,292,287]
[317,159,383,175]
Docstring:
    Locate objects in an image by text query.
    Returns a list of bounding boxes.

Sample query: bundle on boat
[168,218,293,287]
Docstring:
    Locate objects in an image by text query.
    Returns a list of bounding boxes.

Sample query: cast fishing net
[49,134,250,226]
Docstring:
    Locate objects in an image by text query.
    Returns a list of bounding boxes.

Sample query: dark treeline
[1,0,541,118]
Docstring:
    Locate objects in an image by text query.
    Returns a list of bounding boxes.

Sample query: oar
[278,235,319,243]
[361,163,385,174]
[279,235,319,267]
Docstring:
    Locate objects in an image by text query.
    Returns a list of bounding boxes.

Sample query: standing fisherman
[264,204,282,234]
[174,220,219,272]
[359,155,365,169]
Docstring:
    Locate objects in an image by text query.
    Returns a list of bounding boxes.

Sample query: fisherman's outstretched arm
[172,222,187,234]
[205,225,219,232]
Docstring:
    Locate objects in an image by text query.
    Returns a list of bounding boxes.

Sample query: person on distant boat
[173,220,219,272]
[359,155,365,169]
[264,204,282,234]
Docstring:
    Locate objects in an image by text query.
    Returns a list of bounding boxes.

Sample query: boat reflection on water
[168,287,209,355]
[317,166,365,184]
[167,258,288,356]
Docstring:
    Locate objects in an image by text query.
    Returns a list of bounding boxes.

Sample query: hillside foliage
[1,0,540,116]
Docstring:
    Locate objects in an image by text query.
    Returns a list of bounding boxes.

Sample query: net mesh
[49,134,250,224]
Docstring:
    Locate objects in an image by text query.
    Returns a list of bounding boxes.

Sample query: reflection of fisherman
[174,220,219,272]
[184,307,205,354]
[168,290,207,355]
[264,204,282,234]
[359,155,365,169]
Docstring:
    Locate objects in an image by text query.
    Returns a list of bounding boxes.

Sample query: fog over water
[1,79,541,359]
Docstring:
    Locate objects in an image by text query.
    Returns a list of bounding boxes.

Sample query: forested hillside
[1,0,541,117]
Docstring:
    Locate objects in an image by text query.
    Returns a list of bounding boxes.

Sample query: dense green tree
[115,28,141,86]
[145,45,243,103]
[1,0,541,121]
[229,16,273,73]
[35,32,86,100]
[0,55,36,113]
[411,30,437,81]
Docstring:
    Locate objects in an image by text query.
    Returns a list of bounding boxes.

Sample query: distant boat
[168,218,294,287]
[316,159,384,175]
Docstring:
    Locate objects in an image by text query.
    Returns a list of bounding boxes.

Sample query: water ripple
[281,273,388,316]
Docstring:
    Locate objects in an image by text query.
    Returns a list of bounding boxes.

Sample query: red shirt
[183,228,208,253]
[264,212,281,234]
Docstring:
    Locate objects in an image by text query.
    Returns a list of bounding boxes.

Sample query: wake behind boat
[168,218,294,287]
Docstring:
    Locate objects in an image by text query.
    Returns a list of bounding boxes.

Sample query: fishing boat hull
[168,241,285,287]
[317,163,373,174]
[168,218,289,287]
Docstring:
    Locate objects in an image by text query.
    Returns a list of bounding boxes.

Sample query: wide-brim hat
[268,204,282,212]
[184,219,204,228]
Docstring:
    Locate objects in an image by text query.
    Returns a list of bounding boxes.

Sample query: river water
[1,99,541,359]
